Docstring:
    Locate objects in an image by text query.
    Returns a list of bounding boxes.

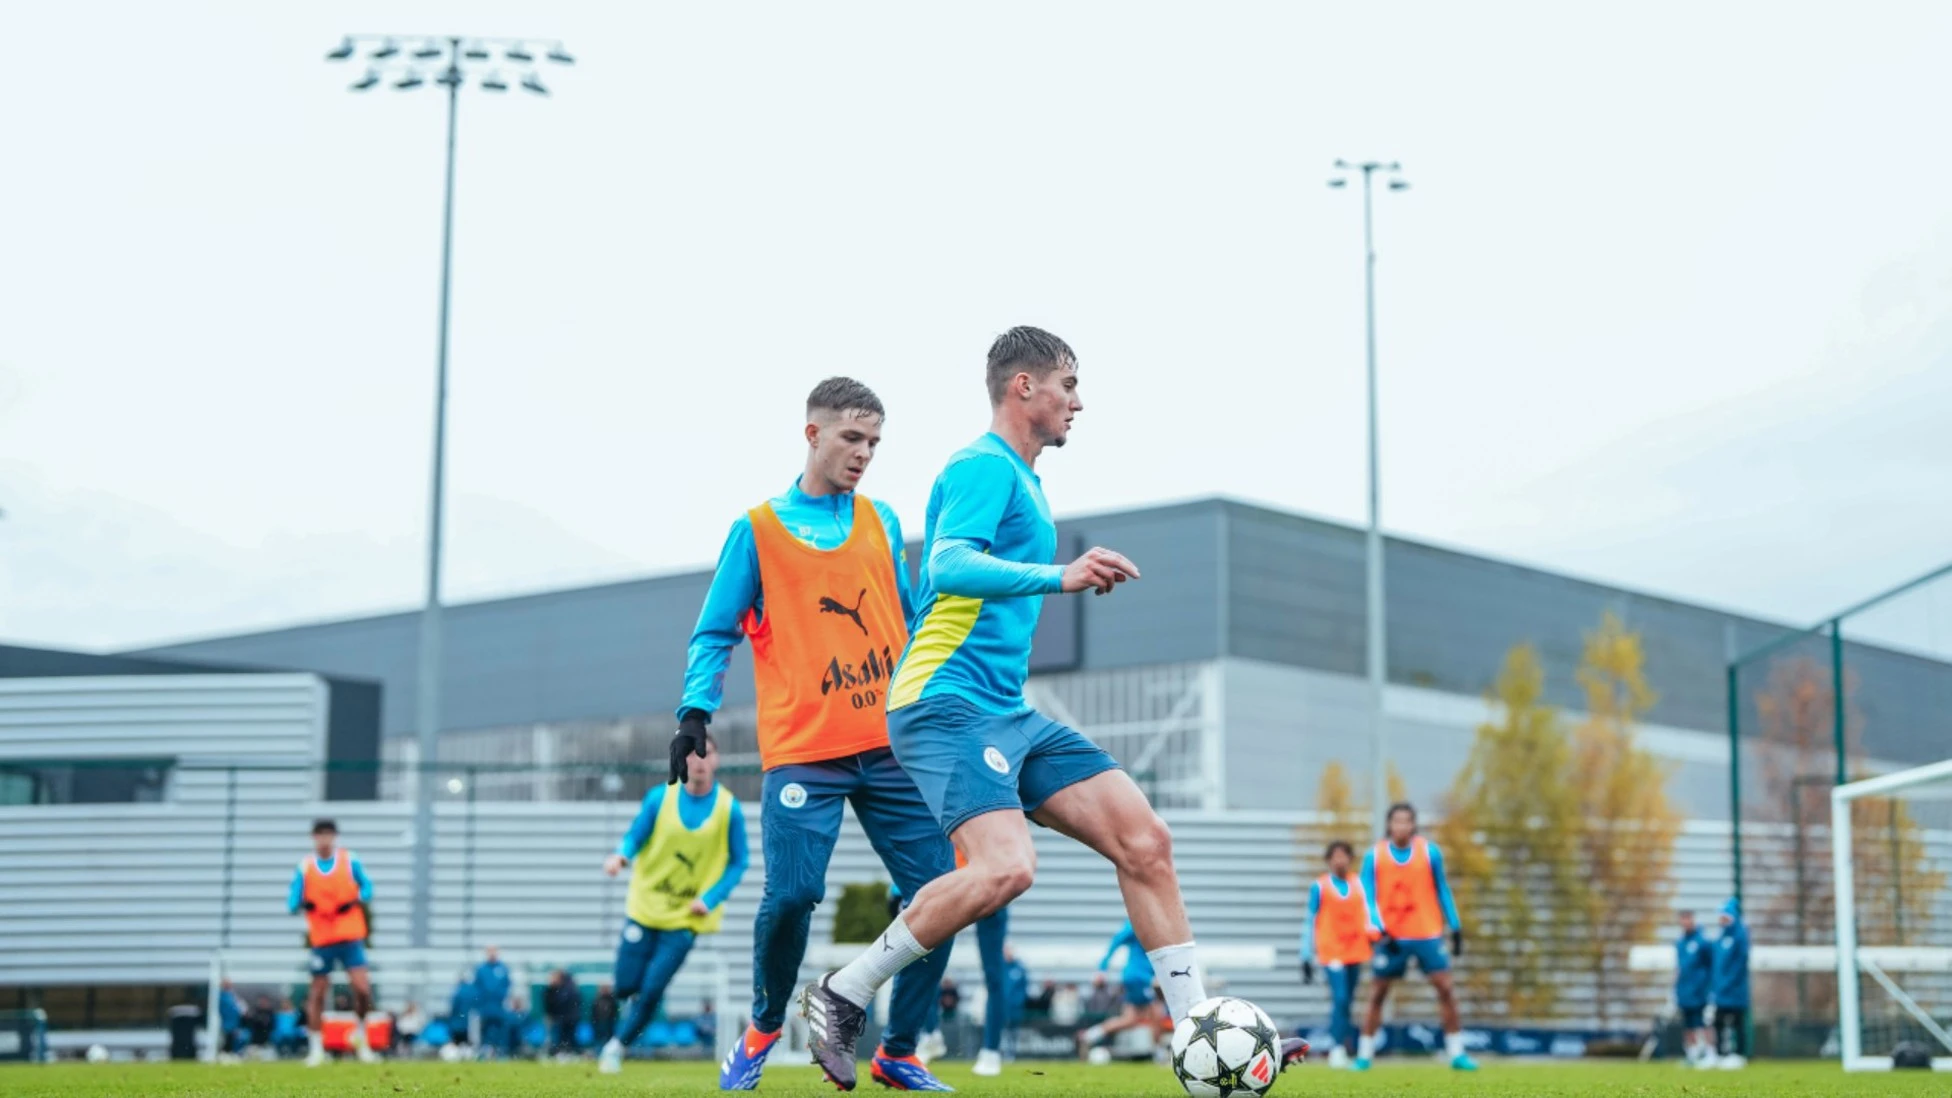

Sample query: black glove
[1301,960,1315,985]
[669,709,710,784]
[301,900,318,913]
[1451,930,1464,957]
[336,901,357,916]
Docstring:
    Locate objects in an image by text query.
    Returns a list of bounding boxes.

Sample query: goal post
[1832,757,1952,1072]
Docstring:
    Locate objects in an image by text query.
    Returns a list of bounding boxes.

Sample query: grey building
[129,497,1952,817]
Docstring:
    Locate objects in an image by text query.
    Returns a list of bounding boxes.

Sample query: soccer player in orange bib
[673,378,957,1092]
[287,818,378,1066]
[1300,840,1374,1068]
[1354,802,1476,1071]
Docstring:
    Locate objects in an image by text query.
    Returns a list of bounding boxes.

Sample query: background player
[1673,909,1714,1066]
[1301,840,1374,1069]
[1355,802,1474,1071]
[889,847,1014,1074]
[286,818,377,1066]
[674,377,958,1092]
[1711,898,1750,1069]
[799,327,1308,1089]
[599,732,747,1074]
[1077,920,1161,1059]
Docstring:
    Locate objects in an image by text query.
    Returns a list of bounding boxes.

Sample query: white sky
[3,1,1951,652]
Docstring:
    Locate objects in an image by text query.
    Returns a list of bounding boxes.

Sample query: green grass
[2,1059,1948,1097]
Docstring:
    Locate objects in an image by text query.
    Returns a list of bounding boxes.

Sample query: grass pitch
[3,1059,1948,1097]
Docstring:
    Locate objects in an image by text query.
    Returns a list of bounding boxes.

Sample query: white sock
[309,1031,324,1052]
[1445,1031,1465,1059]
[1146,942,1207,1022]
[829,916,928,1007]
[1356,1034,1376,1060]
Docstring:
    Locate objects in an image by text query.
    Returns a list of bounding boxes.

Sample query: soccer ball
[85,1044,109,1063]
[1169,997,1280,1098]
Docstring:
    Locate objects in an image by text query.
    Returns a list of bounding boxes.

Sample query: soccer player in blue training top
[1077,920,1162,1058]
[598,732,748,1074]
[288,819,378,1066]
[1355,802,1475,1071]
[675,377,958,1092]
[1711,898,1750,1069]
[1673,909,1715,1066]
[799,327,1309,1090]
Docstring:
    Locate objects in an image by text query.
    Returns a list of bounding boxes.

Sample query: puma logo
[674,851,696,871]
[1170,967,1192,979]
[881,935,895,952]
[819,589,869,636]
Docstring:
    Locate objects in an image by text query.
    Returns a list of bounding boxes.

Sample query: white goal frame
[1832,757,1952,1072]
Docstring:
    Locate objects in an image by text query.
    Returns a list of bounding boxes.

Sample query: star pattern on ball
[1189,1008,1232,1050]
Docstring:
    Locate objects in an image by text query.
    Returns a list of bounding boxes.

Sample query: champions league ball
[1169,997,1281,1098]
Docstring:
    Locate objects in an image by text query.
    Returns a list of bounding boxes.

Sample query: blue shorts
[1122,977,1154,1008]
[1679,1005,1707,1028]
[888,696,1120,835]
[309,940,367,974]
[1371,937,1449,980]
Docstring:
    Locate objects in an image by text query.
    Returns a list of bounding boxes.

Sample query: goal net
[205,947,737,1063]
[1832,758,1952,1071]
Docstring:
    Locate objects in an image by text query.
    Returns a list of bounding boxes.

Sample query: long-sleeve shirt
[679,479,913,718]
[1359,839,1462,939]
[1711,921,1751,1008]
[615,783,750,911]
[285,852,373,914]
[1098,921,1154,985]
[474,962,512,1010]
[1674,928,1713,1008]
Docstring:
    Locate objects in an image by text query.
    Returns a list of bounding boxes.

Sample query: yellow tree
[1569,612,1681,1026]
[1435,643,1586,1019]
[1295,760,1391,879]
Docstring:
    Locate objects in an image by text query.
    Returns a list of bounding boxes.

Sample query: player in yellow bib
[598,732,748,1074]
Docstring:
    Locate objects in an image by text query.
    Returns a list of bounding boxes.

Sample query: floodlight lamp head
[414,41,444,60]
[394,70,425,90]
[327,37,356,61]
[350,69,381,91]
[546,44,575,64]
[481,71,508,92]
[1388,180,1409,191]
[1327,178,1348,188]
[371,38,400,61]
[522,72,549,96]
[505,45,534,63]
[464,42,491,60]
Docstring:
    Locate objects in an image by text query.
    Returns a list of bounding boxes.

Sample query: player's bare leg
[304,975,330,1066]
[347,968,380,1062]
[1353,978,1394,1070]
[1032,770,1306,1069]
[802,811,1030,1089]
[1428,969,1475,1069]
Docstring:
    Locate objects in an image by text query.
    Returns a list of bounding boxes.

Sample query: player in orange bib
[286,818,378,1066]
[671,378,957,1092]
[1354,803,1475,1071]
[1300,840,1375,1068]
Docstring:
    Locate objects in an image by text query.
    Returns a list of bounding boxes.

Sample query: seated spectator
[1051,982,1083,1027]
[1084,973,1120,1018]
[544,970,582,1057]
[1027,980,1056,1018]
[591,984,618,1048]
[244,995,275,1049]
[271,998,307,1058]
[396,1000,428,1055]
[694,999,717,1052]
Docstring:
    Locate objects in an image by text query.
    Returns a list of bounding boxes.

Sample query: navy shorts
[887,696,1120,835]
[309,940,367,974]
[1679,1005,1706,1028]
[1371,937,1449,980]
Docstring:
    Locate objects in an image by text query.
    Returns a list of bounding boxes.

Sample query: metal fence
[1726,560,1952,1041]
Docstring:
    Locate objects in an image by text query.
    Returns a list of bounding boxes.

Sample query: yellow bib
[628,783,733,934]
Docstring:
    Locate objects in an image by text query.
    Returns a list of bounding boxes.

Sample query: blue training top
[889,433,1064,715]
[1099,920,1154,986]
[1712,910,1751,1008]
[1674,926,1713,1009]
[285,852,373,915]
[680,478,913,718]
[614,782,751,911]
[1358,839,1463,940]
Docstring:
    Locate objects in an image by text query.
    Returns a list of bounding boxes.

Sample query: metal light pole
[1329,159,1409,836]
[327,33,573,948]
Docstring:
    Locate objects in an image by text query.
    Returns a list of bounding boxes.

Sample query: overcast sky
[3,1,1950,655]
